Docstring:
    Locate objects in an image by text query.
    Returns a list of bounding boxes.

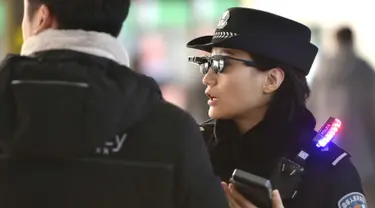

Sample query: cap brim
[186,35,243,53]
[186,36,217,52]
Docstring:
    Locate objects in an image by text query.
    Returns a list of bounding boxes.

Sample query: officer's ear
[262,68,284,94]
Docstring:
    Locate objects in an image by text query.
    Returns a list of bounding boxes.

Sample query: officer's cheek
[211,68,267,119]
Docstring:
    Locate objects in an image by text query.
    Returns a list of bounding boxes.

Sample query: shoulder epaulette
[312,142,351,167]
[326,143,351,166]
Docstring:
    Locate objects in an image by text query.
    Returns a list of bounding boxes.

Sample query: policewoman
[186,7,367,208]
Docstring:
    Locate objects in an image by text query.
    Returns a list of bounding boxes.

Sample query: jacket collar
[21,29,130,67]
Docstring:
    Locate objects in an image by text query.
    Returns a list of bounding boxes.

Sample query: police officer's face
[203,47,284,120]
[22,0,55,41]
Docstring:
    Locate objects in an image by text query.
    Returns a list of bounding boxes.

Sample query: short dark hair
[27,0,131,37]
[252,54,310,121]
[336,27,353,45]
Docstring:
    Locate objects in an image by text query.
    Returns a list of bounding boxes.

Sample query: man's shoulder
[0,51,100,73]
[1,50,123,68]
[150,101,195,121]
[0,54,32,69]
[141,101,201,135]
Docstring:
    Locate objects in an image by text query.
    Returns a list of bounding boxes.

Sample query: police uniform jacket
[200,108,367,208]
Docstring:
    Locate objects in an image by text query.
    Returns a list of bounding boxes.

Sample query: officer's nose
[202,69,217,86]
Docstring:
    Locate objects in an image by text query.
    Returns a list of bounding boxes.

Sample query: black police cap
[186,7,318,76]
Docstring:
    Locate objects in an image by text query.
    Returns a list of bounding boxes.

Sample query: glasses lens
[198,56,226,74]
[211,58,225,74]
[200,62,210,74]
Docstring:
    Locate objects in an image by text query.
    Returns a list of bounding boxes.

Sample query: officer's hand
[221,182,284,208]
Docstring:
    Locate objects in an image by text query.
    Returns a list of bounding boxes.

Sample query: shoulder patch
[338,192,367,208]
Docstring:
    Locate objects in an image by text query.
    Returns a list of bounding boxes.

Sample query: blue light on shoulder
[313,117,341,148]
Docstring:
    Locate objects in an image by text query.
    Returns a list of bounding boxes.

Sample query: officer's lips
[206,92,218,106]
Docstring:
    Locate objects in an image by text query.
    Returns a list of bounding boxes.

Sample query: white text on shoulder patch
[338,192,367,208]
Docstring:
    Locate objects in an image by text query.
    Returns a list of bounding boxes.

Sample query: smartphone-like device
[230,169,273,208]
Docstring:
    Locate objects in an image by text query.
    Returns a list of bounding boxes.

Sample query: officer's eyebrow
[218,49,236,56]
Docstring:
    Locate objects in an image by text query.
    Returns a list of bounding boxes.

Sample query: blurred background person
[308,26,375,204]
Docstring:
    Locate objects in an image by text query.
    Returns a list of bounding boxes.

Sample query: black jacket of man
[200,108,367,208]
[0,50,229,208]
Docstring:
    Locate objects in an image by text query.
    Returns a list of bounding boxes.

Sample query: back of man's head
[27,0,131,37]
[336,26,354,45]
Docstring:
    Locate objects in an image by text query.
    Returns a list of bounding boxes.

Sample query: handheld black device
[230,169,273,208]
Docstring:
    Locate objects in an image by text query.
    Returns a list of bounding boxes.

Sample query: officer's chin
[208,107,229,120]
[208,107,219,119]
